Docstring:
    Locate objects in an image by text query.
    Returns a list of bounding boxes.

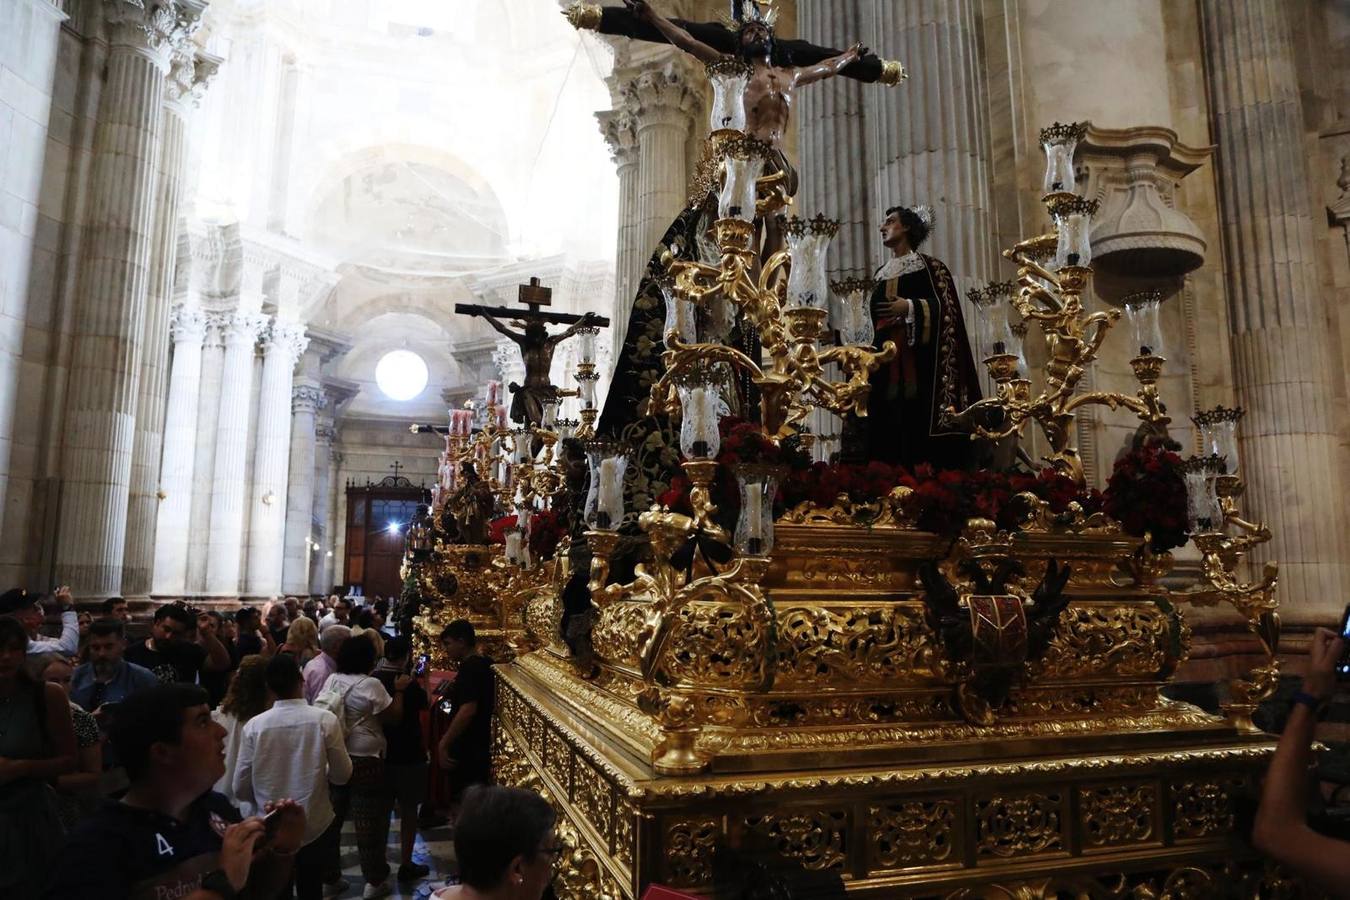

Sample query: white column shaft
[55,21,170,597]
[151,306,206,596]
[205,312,266,595]
[243,320,306,597]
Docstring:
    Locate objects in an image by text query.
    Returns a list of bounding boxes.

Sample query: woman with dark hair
[0,616,77,899]
[29,653,102,829]
[433,786,560,900]
[322,633,411,898]
[212,654,272,816]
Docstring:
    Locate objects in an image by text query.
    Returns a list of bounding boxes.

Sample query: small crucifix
[455,277,612,429]
[389,460,405,478]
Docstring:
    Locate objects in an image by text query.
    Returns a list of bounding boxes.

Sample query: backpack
[314,676,365,740]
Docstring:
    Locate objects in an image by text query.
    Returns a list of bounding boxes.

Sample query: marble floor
[330,815,458,899]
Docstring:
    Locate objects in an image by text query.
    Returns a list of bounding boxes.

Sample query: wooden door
[343,476,429,599]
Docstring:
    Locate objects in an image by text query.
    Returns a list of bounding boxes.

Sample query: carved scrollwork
[1170,777,1245,840]
[664,816,721,887]
[975,792,1065,859]
[773,605,938,687]
[868,800,959,869]
[743,809,850,872]
[1078,782,1157,848]
[1028,604,1176,679]
[593,601,652,668]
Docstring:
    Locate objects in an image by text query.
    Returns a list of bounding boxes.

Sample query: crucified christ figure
[481,311,601,428]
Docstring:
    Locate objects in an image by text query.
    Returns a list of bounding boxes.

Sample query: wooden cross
[389,460,404,478]
[455,275,610,328]
[518,276,552,309]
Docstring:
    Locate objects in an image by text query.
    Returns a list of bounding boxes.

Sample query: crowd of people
[0,587,527,900]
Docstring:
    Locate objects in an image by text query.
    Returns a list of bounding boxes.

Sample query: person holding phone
[46,683,306,899]
[1253,626,1350,895]
[0,585,79,657]
[373,636,431,884]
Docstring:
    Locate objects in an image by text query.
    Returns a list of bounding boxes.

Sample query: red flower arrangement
[486,508,569,561]
[1101,445,1189,551]
[656,418,1188,547]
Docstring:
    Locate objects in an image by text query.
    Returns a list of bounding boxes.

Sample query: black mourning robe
[860,253,981,469]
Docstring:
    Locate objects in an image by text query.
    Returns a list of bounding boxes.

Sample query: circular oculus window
[374,349,429,401]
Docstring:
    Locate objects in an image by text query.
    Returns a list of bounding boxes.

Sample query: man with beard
[70,618,158,715]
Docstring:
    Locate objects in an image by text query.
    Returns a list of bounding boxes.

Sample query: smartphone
[262,806,286,841]
[415,654,429,678]
[1339,604,1350,680]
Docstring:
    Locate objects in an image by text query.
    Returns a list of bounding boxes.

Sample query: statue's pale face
[880,211,908,249]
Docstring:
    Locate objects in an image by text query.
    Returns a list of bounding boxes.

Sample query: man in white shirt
[0,585,79,656]
[235,653,353,900]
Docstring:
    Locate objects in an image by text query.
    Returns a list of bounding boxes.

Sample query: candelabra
[949,122,1170,486]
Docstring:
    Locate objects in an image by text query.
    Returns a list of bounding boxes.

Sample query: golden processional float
[405,47,1290,900]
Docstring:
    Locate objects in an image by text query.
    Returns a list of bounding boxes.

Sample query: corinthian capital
[598,110,638,167]
[292,384,327,414]
[265,319,310,367]
[102,0,184,69]
[624,63,696,129]
[221,311,269,347]
[169,304,207,344]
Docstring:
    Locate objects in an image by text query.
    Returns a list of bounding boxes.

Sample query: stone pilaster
[151,304,207,596]
[867,0,995,291]
[204,310,267,595]
[311,436,339,596]
[55,1,177,597]
[124,36,217,598]
[600,109,641,345]
[1201,0,1350,623]
[244,319,307,598]
[0,0,65,522]
[281,383,324,594]
[797,0,875,276]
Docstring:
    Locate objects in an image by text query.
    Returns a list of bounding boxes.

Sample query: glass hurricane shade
[677,383,724,459]
[1053,205,1094,269]
[831,284,874,347]
[1184,465,1223,534]
[719,154,764,222]
[578,375,597,410]
[541,399,559,431]
[1042,138,1078,195]
[735,469,778,557]
[585,449,627,530]
[786,230,833,310]
[578,328,598,365]
[708,68,749,132]
[661,281,697,346]
[1124,293,1164,358]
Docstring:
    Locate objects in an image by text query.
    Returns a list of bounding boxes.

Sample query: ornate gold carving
[561,1,602,31]
[868,800,959,870]
[1078,782,1157,848]
[879,58,908,86]
[1030,605,1176,679]
[1170,777,1244,840]
[774,605,938,687]
[573,756,614,848]
[743,809,849,871]
[975,792,1065,859]
[664,816,720,887]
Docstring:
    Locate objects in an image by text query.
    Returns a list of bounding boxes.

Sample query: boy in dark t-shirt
[436,620,495,799]
[47,684,305,899]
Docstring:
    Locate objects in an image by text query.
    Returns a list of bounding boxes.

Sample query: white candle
[580,377,596,409]
[505,531,522,563]
[598,457,620,513]
[487,381,501,406]
[579,329,597,365]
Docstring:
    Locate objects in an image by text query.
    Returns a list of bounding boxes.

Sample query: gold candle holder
[1130,354,1165,385]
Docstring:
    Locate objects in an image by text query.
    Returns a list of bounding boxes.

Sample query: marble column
[626,64,695,325]
[797,0,876,276]
[186,314,224,591]
[54,2,176,597]
[124,45,216,598]
[866,0,995,292]
[151,305,206,596]
[1201,0,1350,623]
[311,437,339,596]
[600,110,640,344]
[205,310,267,595]
[244,319,307,597]
[0,0,65,521]
[281,383,324,595]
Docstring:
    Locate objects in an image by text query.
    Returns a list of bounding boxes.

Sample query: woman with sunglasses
[433,785,563,900]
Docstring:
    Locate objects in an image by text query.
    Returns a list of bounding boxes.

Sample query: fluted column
[630,64,695,282]
[186,315,224,591]
[797,0,875,276]
[151,305,206,596]
[601,109,641,344]
[0,0,65,520]
[244,319,307,597]
[311,437,339,596]
[1201,0,1350,623]
[866,0,995,291]
[282,383,324,594]
[205,310,267,595]
[124,43,217,597]
[55,2,176,597]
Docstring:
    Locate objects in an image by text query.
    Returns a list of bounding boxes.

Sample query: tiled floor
[329,816,458,899]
